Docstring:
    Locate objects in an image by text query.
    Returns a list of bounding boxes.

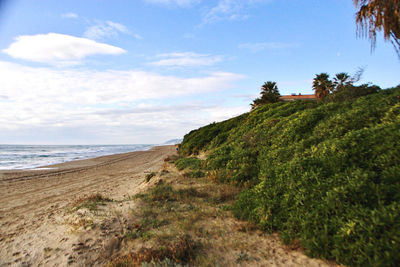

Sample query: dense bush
[324,83,381,102]
[175,157,203,171]
[179,113,248,155]
[179,86,400,266]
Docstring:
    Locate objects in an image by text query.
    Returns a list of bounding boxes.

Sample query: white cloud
[239,42,299,52]
[134,34,144,40]
[61,12,78,19]
[3,33,125,65]
[204,106,249,122]
[150,52,223,67]
[0,61,245,143]
[202,0,268,24]
[144,0,201,7]
[84,21,133,40]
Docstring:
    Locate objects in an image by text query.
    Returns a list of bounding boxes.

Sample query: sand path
[0,145,175,266]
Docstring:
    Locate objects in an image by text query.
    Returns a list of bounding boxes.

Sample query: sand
[0,145,176,266]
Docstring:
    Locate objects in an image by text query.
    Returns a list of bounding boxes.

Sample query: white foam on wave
[26,167,59,171]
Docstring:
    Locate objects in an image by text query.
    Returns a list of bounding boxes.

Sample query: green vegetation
[178,112,247,155]
[312,69,368,100]
[175,157,203,170]
[179,85,400,266]
[312,73,333,99]
[174,157,206,178]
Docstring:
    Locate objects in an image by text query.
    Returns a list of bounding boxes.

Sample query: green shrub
[179,113,248,155]
[180,85,400,266]
[147,184,176,202]
[175,157,203,171]
[324,83,381,102]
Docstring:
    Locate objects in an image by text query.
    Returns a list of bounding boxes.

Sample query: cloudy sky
[0,0,399,144]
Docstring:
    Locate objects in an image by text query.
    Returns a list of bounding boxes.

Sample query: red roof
[280,94,316,101]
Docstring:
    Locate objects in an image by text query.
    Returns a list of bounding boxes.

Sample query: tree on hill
[312,73,333,100]
[333,72,352,92]
[354,0,400,58]
[251,81,281,109]
[332,68,365,92]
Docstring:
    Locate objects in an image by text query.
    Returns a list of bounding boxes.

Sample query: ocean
[0,144,154,170]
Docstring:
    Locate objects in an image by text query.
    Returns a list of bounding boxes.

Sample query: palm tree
[251,81,281,108]
[312,73,333,100]
[354,0,400,57]
[260,81,280,103]
[333,72,351,92]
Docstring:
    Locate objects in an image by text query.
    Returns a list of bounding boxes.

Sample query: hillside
[179,85,400,266]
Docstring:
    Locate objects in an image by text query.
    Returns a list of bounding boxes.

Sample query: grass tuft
[145,172,156,182]
[183,170,205,178]
[72,193,112,212]
[109,234,197,266]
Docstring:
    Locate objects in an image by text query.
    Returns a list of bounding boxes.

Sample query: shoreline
[0,145,168,181]
[0,144,156,172]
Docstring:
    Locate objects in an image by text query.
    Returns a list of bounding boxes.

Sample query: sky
[0,0,399,145]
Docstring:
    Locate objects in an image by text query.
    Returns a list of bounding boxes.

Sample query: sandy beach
[0,145,176,266]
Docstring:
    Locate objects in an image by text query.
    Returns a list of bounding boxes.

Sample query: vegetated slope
[179,86,400,267]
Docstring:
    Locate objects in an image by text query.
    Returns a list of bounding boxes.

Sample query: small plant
[236,251,250,263]
[72,193,112,212]
[69,218,95,231]
[145,184,176,202]
[125,229,153,241]
[146,172,156,182]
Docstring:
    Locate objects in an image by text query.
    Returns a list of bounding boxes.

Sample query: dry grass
[105,159,333,267]
[163,154,179,163]
[108,166,243,266]
[108,234,197,266]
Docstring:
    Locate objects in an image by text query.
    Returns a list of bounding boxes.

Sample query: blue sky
[0,0,399,144]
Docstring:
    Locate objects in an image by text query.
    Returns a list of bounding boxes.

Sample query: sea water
[0,144,153,170]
